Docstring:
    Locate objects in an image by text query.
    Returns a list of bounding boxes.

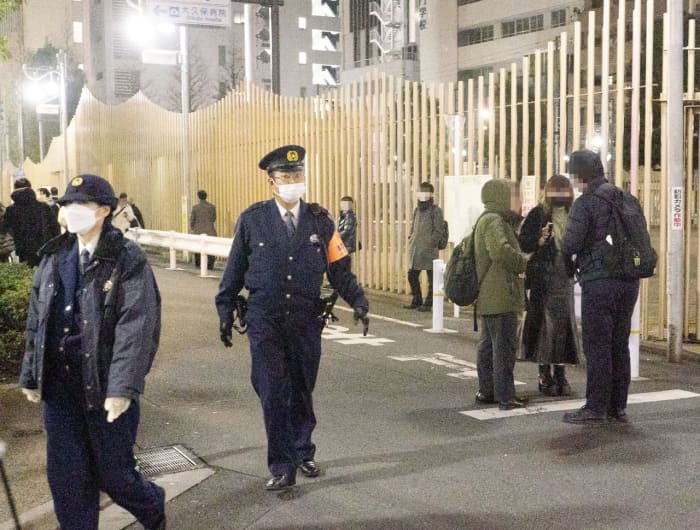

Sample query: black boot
[553,365,571,396]
[538,364,557,396]
[403,295,422,310]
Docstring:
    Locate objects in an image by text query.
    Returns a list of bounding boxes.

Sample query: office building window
[298,17,306,29]
[299,52,307,64]
[502,14,544,38]
[552,9,566,28]
[458,25,494,47]
[73,21,83,43]
[218,45,226,66]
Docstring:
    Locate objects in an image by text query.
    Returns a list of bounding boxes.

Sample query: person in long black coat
[518,175,580,396]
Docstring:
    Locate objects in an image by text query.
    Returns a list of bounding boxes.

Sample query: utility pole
[666,0,684,362]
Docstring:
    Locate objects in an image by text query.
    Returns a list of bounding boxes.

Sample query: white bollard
[453,303,460,318]
[431,259,445,332]
[424,259,457,334]
[630,296,641,379]
[168,247,177,270]
[200,234,209,277]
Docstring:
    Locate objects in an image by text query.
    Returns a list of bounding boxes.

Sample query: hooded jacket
[1,187,60,265]
[474,179,528,316]
[19,224,161,410]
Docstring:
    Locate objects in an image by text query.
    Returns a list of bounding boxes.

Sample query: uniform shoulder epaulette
[244,201,268,214]
[308,202,329,217]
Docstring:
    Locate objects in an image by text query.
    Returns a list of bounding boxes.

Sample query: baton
[0,441,21,530]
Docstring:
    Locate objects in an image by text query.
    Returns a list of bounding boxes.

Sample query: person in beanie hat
[561,150,639,425]
[19,174,166,529]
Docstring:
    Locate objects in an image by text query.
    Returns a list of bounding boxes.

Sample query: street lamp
[22,50,69,184]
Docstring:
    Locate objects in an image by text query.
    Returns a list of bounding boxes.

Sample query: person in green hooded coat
[474,179,529,410]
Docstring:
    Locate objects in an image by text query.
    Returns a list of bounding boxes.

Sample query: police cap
[258,145,305,172]
[57,174,118,209]
[567,149,605,182]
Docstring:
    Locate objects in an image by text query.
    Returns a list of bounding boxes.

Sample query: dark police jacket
[216,199,367,323]
[561,177,621,284]
[19,225,161,410]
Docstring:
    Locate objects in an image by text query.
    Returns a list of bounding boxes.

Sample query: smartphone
[546,222,553,234]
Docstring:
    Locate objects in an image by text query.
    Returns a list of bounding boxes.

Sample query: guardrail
[125,228,232,277]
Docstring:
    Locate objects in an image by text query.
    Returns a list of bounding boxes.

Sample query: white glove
[104,397,131,423]
[22,388,41,403]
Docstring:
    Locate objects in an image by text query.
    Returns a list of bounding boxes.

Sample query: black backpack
[444,216,484,307]
[438,220,449,250]
[593,187,657,279]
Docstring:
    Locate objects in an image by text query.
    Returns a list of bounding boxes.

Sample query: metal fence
[7,0,700,341]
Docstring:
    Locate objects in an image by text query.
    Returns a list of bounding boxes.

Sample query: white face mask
[276,182,306,203]
[62,203,99,235]
[340,201,352,212]
[417,192,432,202]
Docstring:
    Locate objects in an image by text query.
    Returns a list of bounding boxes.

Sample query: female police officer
[19,174,165,529]
[216,145,369,491]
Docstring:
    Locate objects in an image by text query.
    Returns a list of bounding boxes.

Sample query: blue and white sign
[145,0,231,27]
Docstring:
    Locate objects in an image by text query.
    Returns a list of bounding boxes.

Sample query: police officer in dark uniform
[216,145,370,490]
[19,174,166,529]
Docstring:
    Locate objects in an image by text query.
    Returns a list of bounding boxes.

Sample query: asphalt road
[3,262,700,529]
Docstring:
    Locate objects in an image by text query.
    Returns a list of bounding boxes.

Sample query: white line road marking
[460,389,700,420]
[334,305,424,327]
[388,353,525,385]
[322,324,395,346]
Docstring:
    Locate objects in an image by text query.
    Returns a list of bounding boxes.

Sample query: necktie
[80,249,91,275]
[284,211,296,238]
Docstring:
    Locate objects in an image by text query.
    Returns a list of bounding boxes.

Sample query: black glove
[353,306,370,336]
[220,321,233,347]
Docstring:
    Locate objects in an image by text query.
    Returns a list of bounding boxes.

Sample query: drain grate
[135,445,201,477]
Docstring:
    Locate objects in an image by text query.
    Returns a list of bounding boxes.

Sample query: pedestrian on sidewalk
[338,195,358,259]
[216,145,369,491]
[111,192,138,234]
[474,179,529,411]
[190,189,217,270]
[0,178,60,266]
[19,174,166,530]
[561,150,640,425]
[404,182,447,312]
[518,175,580,396]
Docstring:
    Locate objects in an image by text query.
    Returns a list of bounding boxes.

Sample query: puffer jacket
[474,179,528,316]
[560,177,619,283]
[19,225,161,410]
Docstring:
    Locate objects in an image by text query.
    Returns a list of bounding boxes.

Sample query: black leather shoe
[562,406,608,425]
[498,398,526,410]
[265,473,296,490]
[403,303,420,309]
[475,392,496,404]
[147,515,166,530]
[417,304,431,312]
[608,409,629,423]
[298,460,320,478]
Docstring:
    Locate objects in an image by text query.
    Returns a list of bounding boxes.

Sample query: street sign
[145,0,231,27]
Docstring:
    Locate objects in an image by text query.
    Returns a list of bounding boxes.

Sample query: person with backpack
[560,149,649,425]
[474,179,529,410]
[518,175,580,397]
[404,181,448,312]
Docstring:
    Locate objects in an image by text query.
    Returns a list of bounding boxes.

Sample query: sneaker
[562,406,608,425]
[608,409,629,423]
[475,391,496,405]
[417,304,431,312]
[498,398,527,410]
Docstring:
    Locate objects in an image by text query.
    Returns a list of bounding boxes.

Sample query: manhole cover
[135,445,201,477]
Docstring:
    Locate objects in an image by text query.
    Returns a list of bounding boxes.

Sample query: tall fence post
[425,259,457,334]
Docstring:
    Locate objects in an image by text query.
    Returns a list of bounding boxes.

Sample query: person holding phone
[518,175,580,396]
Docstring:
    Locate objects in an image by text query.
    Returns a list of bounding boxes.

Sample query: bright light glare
[157,22,176,34]
[126,16,155,46]
[590,135,604,148]
[479,109,491,121]
[24,82,44,102]
[44,80,59,97]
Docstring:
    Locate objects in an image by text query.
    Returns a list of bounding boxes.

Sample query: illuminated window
[298,17,306,29]
[299,52,307,64]
[73,21,83,43]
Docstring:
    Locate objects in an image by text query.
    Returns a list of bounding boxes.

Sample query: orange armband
[327,231,349,263]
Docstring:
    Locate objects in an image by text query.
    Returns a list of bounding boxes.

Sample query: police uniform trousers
[581,277,639,415]
[42,244,164,530]
[247,311,324,477]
